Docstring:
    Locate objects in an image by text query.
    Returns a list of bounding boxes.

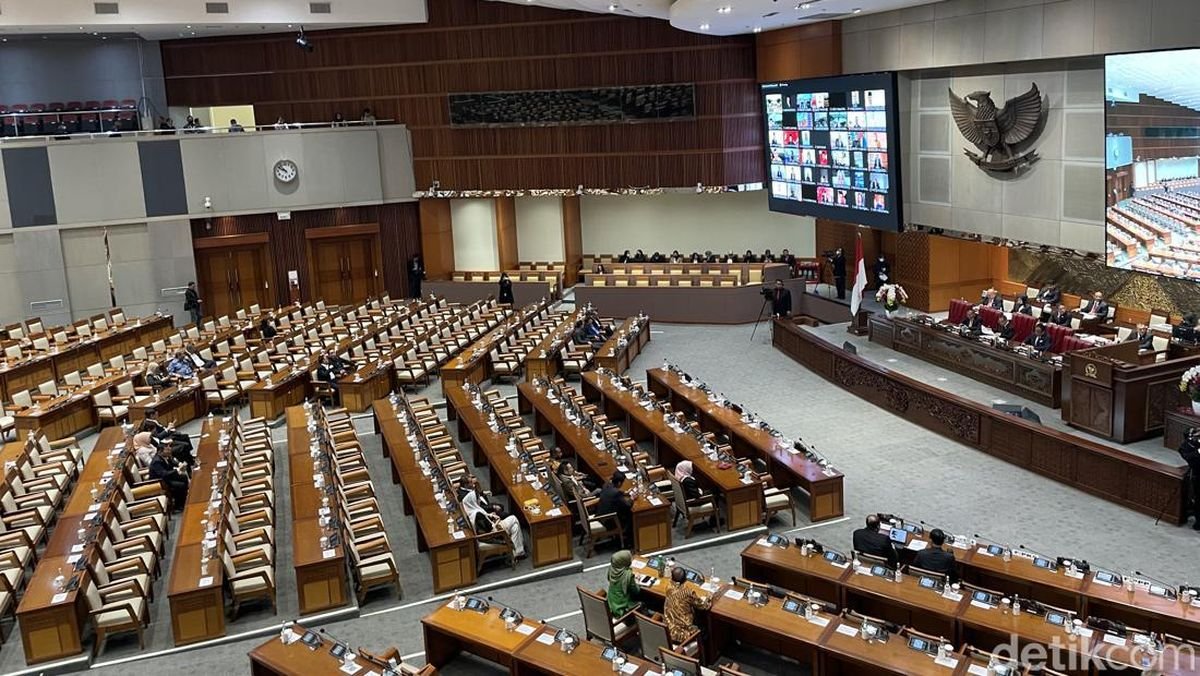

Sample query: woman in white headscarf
[674,460,707,502]
[133,431,157,468]
[462,485,526,559]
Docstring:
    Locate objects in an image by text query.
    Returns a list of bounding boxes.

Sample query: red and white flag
[848,232,867,316]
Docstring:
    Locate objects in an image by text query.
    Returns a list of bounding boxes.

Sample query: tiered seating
[0,99,139,138]
[448,269,562,297]
[488,308,572,381]
[308,405,402,604]
[393,300,506,388]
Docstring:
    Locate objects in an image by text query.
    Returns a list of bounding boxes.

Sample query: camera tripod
[750,295,772,343]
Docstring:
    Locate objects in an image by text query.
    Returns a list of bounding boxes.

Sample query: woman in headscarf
[133,431,157,468]
[497,273,514,305]
[462,484,526,559]
[606,550,639,617]
[674,460,705,502]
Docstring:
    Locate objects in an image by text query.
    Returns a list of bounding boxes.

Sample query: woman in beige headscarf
[133,431,157,467]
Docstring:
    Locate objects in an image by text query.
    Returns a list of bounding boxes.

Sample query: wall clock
[273,159,299,183]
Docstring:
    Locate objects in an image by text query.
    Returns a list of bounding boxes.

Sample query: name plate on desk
[834,624,859,637]
[515,623,535,635]
[322,549,338,559]
[51,592,68,603]
[969,599,994,610]
[648,497,663,506]
[934,656,959,669]
[535,633,555,645]
[198,576,214,587]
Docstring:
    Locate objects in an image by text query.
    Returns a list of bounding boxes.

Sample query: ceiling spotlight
[852,7,862,12]
[295,26,314,53]
[699,22,710,30]
[608,3,618,11]
[753,26,762,33]
[717,5,732,13]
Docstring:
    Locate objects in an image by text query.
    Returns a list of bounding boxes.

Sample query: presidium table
[868,314,1063,408]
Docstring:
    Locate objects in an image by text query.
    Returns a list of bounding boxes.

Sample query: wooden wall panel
[755,22,843,83]
[494,197,518,271]
[562,196,583,288]
[160,0,761,190]
[419,199,455,281]
[192,203,421,306]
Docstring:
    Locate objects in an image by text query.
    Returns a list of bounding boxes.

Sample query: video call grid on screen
[762,72,903,231]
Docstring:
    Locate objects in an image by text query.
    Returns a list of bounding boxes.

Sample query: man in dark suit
[1132,324,1155,351]
[1081,291,1109,318]
[960,307,983,334]
[995,315,1016,341]
[183,282,202,326]
[148,445,190,510]
[852,515,898,568]
[1036,284,1060,306]
[980,288,1003,309]
[831,249,846,299]
[770,280,792,317]
[912,528,958,581]
[1047,304,1072,327]
[1024,323,1052,353]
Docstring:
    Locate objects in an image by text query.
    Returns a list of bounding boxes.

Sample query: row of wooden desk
[166,417,236,647]
[0,315,174,402]
[374,397,479,594]
[580,370,766,532]
[739,538,1200,674]
[443,386,574,569]
[593,315,651,375]
[646,366,845,522]
[16,428,127,664]
[250,623,436,676]
[522,311,580,383]
[285,407,351,616]
[515,379,672,554]
[440,301,551,395]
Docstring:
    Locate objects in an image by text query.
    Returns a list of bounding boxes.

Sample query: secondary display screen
[1105,48,1200,280]
[762,71,904,231]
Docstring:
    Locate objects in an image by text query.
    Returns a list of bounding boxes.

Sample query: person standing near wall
[184,282,202,326]
[408,255,424,298]
[498,272,514,305]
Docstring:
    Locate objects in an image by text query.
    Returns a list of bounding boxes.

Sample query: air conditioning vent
[94,2,119,14]
[310,2,332,14]
[761,11,779,18]
[205,2,229,14]
[30,299,64,311]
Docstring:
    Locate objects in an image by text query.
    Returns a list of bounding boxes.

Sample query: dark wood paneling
[562,195,582,287]
[192,203,420,306]
[418,199,455,280]
[160,0,761,190]
[1108,95,1200,162]
[755,22,843,83]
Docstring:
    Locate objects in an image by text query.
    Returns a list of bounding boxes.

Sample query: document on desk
[808,616,830,628]
[723,589,744,601]
[631,559,647,570]
[451,530,466,540]
[515,623,535,635]
[834,624,859,637]
[648,497,663,506]
[906,540,928,551]
[1101,633,1127,646]
[620,662,638,674]
[969,599,993,610]
[51,592,68,604]
[934,656,958,669]
[535,633,555,645]
[338,662,363,675]
[967,665,990,676]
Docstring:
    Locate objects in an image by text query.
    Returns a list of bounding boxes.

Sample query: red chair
[1060,336,1091,353]
[100,112,117,132]
[1011,314,1036,343]
[948,298,971,324]
[101,99,119,110]
[47,102,64,112]
[979,307,1002,330]
[30,103,46,113]
[1046,324,1074,353]
[62,114,81,134]
[116,111,136,131]
[120,99,137,110]
[84,100,101,111]
[66,101,83,112]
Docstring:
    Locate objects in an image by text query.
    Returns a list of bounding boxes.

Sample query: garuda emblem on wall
[948,84,1048,176]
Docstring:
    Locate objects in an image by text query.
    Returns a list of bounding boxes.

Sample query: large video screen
[1105,48,1200,281]
[762,72,903,231]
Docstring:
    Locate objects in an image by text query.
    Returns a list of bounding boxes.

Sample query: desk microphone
[486,596,522,622]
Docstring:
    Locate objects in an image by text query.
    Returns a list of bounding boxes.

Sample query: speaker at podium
[992,403,1042,424]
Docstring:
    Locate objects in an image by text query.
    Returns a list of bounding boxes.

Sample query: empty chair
[577,586,638,647]
[84,577,149,656]
[92,389,129,427]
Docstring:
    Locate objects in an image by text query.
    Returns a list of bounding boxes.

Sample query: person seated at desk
[1081,291,1109,318]
[607,550,640,617]
[1036,283,1061,306]
[633,249,648,263]
[852,514,898,568]
[743,249,757,263]
[1047,303,1072,327]
[669,250,683,264]
[258,317,277,340]
[960,307,983,333]
[141,417,195,467]
[557,461,598,500]
[618,250,633,264]
[688,251,702,263]
[133,431,158,468]
[1132,323,1155,351]
[911,528,958,582]
[1174,313,1198,343]
[1024,323,1052,353]
[723,251,737,263]
[186,343,215,370]
[995,314,1016,341]
[650,251,665,263]
[462,480,526,560]
[704,250,717,263]
[674,461,707,501]
[316,355,342,394]
[980,288,1003,309]
[762,249,776,263]
[149,443,190,510]
[166,351,195,379]
[571,320,591,346]
[597,470,634,548]
[145,362,171,390]
[326,350,355,377]
[781,248,796,271]
[1012,295,1034,316]
[664,565,712,643]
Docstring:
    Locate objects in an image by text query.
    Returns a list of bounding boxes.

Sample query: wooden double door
[307,226,383,307]
[194,234,274,320]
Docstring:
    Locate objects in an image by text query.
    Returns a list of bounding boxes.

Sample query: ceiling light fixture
[699,22,710,30]
[717,5,731,14]
[852,7,862,13]
[295,26,314,52]
[608,3,618,11]
[753,26,762,33]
